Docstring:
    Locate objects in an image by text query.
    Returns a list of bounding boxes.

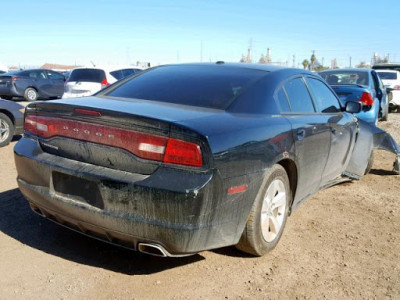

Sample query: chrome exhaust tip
[138,243,168,257]
[137,243,196,258]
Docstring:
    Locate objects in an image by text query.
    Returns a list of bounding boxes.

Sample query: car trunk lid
[24,97,219,174]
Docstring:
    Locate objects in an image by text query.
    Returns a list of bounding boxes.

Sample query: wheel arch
[0,109,15,125]
[277,159,298,213]
[26,86,39,93]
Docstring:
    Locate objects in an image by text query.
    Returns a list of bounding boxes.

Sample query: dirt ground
[0,113,399,300]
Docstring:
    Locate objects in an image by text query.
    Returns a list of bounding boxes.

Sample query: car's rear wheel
[236,164,291,256]
[0,112,14,147]
[24,88,38,102]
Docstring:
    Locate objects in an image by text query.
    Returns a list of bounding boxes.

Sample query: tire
[24,87,38,102]
[0,112,14,147]
[236,164,291,256]
[364,151,374,175]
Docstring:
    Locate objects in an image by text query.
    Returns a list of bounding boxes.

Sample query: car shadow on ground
[0,188,204,275]
[369,168,398,176]
[12,135,22,142]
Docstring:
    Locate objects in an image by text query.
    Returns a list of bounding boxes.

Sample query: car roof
[320,68,370,73]
[376,69,399,73]
[154,62,316,77]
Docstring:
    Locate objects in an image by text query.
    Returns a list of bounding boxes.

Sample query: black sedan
[0,99,24,147]
[0,69,65,101]
[14,63,400,257]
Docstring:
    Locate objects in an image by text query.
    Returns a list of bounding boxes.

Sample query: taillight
[24,115,203,167]
[11,76,19,87]
[394,85,400,90]
[101,78,109,88]
[359,92,374,106]
[164,139,203,167]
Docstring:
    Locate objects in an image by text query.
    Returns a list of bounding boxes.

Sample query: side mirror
[345,101,362,114]
[386,87,394,93]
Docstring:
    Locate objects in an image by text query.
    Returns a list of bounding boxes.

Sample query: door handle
[297,129,306,140]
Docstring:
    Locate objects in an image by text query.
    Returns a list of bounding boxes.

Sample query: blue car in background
[319,69,389,124]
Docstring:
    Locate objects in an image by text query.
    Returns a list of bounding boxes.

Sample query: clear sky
[0,0,399,68]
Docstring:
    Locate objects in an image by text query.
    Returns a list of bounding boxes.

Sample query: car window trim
[304,75,342,113]
[279,75,317,114]
[273,83,292,113]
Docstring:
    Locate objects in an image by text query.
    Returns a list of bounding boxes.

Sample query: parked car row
[63,67,143,98]
[14,62,400,258]
[0,99,24,147]
[319,68,389,124]
[372,63,400,113]
[0,66,144,101]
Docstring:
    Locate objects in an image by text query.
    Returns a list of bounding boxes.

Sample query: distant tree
[240,55,246,63]
[310,53,317,71]
[302,59,310,70]
[315,65,329,72]
[356,61,370,68]
[259,54,266,64]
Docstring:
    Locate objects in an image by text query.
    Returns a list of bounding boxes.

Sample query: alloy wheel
[260,178,287,242]
[0,119,10,143]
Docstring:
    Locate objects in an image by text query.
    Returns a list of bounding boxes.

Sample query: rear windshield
[377,72,397,80]
[319,71,369,86]
[2,70,21,76]
[105,65,267,109]
[69,69,106,83]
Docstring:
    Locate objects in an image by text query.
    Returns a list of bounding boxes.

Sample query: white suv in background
[377,70,400,112]
[63,66,144,99]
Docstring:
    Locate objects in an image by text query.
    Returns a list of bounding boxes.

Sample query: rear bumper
[14,137,258,255]
[355,102,379,124]
[62,92,90,99]
[0,85,21,97]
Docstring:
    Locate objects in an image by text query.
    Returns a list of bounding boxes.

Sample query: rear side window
[276,87,291,112]
[28,71,46,80]
[105,65,267,109]
[47,71,64,80]
[69,69,106,83]
[110,70,124,80]
[305,78,340,113]
[284,77,315,113]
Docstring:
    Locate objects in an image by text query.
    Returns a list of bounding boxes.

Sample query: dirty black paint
[13,64,400,255]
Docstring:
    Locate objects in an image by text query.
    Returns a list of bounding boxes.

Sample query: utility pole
[349,56,352,68]
[322,57,324,67]
[292,54,296,68]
